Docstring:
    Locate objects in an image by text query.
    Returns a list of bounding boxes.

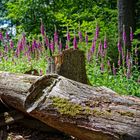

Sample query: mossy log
[0,72,140,140]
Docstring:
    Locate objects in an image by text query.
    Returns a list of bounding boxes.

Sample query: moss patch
[51,97,112,117]
[51,97,83,116]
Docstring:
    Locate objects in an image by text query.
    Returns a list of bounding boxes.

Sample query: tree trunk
[117,0,136,51]
[0,72,140,140]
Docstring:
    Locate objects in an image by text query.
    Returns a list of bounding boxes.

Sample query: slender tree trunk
[118,0,136,51]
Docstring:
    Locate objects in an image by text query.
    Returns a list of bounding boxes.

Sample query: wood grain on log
[0,71,140,140]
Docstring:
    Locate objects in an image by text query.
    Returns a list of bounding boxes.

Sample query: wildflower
[50,40,54,53]
[15,47,20,57]
[73,34,77,49]
[21,33,26,47]
[118,58,121,67]
[103,35,107,49]
[130,27,133,42]
[6,32,10,40]
[17,40,23,52]
[0,32,3,41]
[32,40,37,51]
[10,40,14,49]
[91,41,95,53]
[54,26,58,45]
[78,31,82,42]
[95,24,99,40]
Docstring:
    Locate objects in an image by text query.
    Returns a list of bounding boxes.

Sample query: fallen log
[0,72,140,140]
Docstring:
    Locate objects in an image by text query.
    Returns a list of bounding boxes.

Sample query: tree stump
[47,48,88,84]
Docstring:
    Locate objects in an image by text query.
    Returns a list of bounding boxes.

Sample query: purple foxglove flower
[0,32,3,41]
[78,31,82,42]
[117,39,122,53]
[17,40,23,52]
[87,49,92,62]
[50,40,54,53]
[15,48,20,57]
[10,40,14,49]
[112,63,116,75]
[6,32,10,40]
[38,42,42,50]
[130,27,133,42]
[91,41,95,53]
[103,36,107,49]
[40,19,45,36]
[85,32,88,46]
[21,33,26,47]
[66,26,70,42]
[118,59,121,67]
[73,35,77,49]
[123,25,126,44]
[32,40,38,51]
[54,26,58,45]
[95,24,99,40]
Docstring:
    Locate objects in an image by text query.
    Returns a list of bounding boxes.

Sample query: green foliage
[0,56,47,74]
[87,60,140,97]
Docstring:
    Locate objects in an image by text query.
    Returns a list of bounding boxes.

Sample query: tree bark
[117,0,136,51]
[0,71,140,140]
